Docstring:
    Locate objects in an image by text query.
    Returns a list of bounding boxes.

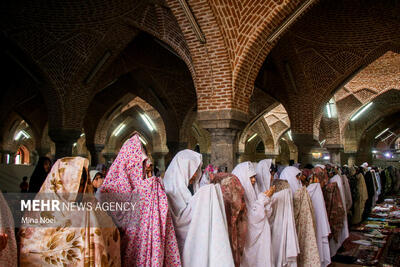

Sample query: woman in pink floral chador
[101,135,181,267]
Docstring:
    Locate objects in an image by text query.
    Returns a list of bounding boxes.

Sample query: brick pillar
[292,133,319,165]
[49,129,81,160]
[198,110,247,172]
[87,144,105,167]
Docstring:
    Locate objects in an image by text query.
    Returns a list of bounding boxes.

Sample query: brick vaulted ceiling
[0,0,399,157]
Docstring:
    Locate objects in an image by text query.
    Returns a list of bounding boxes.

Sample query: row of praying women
[1,135,398,267]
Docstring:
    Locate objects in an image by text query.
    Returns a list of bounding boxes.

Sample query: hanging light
[14,130,30,140]
[138,136,147,145]
[326,104,332,118]
[247,133,258,142]
[113,123,126,136]
[350,102,373,121]
[140,114,156,132]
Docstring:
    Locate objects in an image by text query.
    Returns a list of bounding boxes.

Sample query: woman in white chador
[232,161,275,267]
[164,150,234,267]
[270,187,300,267]
[255,159,273,193]
[280,166,303,195]
[307,181,331,267]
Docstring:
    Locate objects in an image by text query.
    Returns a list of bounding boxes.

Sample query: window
[325,98,337,118]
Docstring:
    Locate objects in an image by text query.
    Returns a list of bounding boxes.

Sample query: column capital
[49,129,81,159]
[197,109,248,130]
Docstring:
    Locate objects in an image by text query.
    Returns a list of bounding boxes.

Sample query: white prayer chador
[328,174,349,256]
[164,150,234,267]
[270,188,299,267]
[256,159,272,192]
[232,162,273,267]
[307,183,331,267]
[280,166,302,195]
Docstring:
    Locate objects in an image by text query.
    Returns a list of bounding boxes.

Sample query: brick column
[292,133,319,165]
[198,110,247,172]
[87,144,105,167]
[49,129,81,160]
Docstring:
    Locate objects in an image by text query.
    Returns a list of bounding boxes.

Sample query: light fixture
[267,0,317,43]
[372,150,378,154]
[350,102,373,121]
[288,130,293,141]
[247,133,258,142]
[326,104,332,118]
[84,50,111,84]
[73,143,77,147]
[140,114,156,132]
[138,136,147,145]
[323,155,330,160]
[80,133,85,137]
[381,133,394,142]
[375,128,389,139]
[14,130,30,140]
[113,123,126,136]
[6,154,10,164]
[320,139,326,147]
[384,152,391,158]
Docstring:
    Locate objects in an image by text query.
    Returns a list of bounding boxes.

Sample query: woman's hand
[0,233,8,251]
[265,185,276,197]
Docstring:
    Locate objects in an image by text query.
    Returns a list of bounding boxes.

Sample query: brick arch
[342,89,400,153]
[180,107,210,154]
[231,0,315,110]
[266,0,400,136]
[1,113,36,156]
[99,96,168,154]
[2,1,194,130]
[239,103,290,156]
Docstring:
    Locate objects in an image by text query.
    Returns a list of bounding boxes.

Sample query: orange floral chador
[19,157,121,267]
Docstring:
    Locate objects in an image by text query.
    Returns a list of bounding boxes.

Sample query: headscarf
[101,135,181,266]
[19,157,121,267]
[89,170,100,181]
[211,173,247,267]
[0,191,17,267]
[28,157,51,193]
[163,150,202,218]
[196,164,214,191]
[232,162,258,208]
[275,165,286,179]
[280,166,302,194]
[164,151,233,267]
[233,161,274,267]
[315,164,326,169]
[256,159,272,192]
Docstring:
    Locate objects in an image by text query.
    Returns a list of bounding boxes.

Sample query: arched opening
[15,145,30,165]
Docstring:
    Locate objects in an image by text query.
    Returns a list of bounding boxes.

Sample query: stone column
[326,145,344,165]
[152,152,168,172]
[1,150,12,164]
[102,153,116,168]
[87,144,105,167]
[292,133,319,165]
[201,153,211,166]
[49,129,81,160]
[198,110,247,172]
[265,153,279,164]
